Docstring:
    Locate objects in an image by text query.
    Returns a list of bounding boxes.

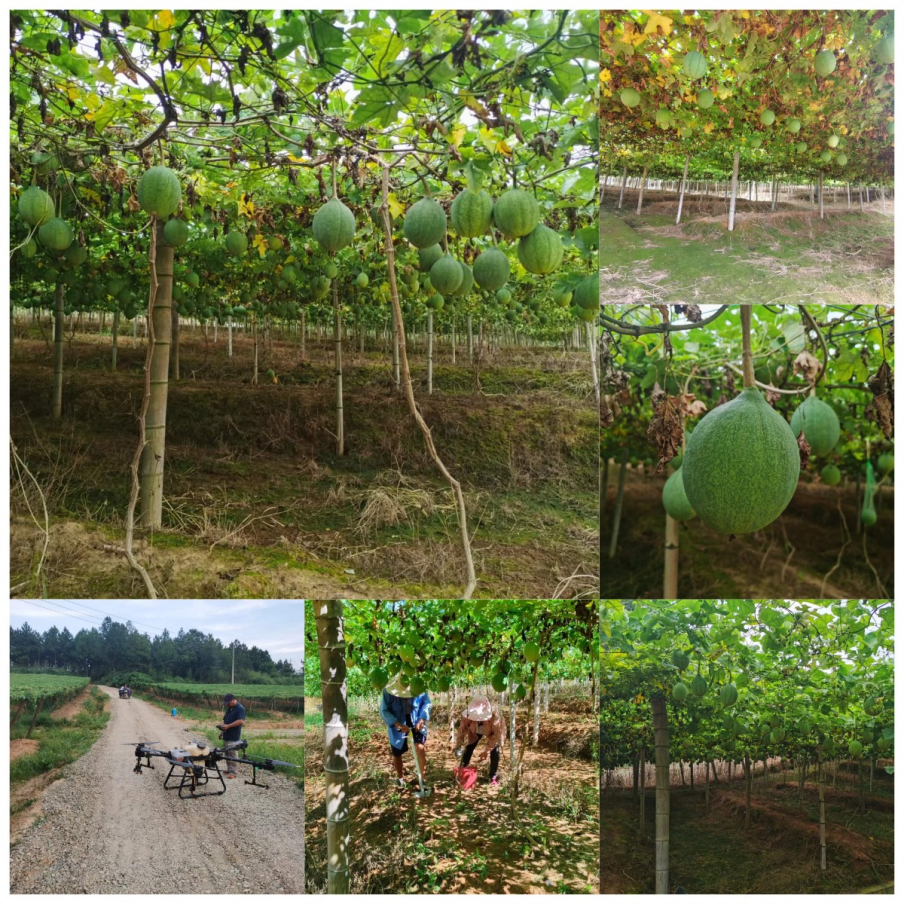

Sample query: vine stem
[378,162,477,599]
[124,217,159,599]
[740,304,756,389]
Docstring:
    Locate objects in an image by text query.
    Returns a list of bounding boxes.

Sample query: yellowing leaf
[387,193,404,220]
[156,10,175,30]
[642,11,673,36]
[81,188,101,206]
[478,127,499,154]
[740,10,750,19]
[238,193,255,218]
[497,140,512,156]
[703,122,715,134]
[252,234,268,258]
[448,124,466,148]
[600,68,611,83]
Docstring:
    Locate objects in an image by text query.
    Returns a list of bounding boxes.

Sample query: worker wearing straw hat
[380,674,431,788]
[455,695,506,786]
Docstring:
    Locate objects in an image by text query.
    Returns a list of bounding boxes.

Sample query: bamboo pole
[663,513,679,596]
[652,694,670,895]
[636,165,648,215]
[52,283,65,418]
[727,151,740,231]
[676,154,690,225]
[314,600,350,894]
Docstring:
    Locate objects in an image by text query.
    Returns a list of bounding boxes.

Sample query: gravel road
[10,686,304,893]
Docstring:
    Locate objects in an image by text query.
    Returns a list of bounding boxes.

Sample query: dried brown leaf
[647,396,683,473]
[797,432,811,469]
[684,304,702,323]
[793,350,822,384]
[765,384,781,405]
[868,360,894,439]
[601,396,614,430]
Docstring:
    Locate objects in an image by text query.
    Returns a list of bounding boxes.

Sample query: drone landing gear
[245,762,271,790]
[133,754,156,774]
[164,761,227,799]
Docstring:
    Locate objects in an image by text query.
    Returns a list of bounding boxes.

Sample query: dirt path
[10,686,304,893]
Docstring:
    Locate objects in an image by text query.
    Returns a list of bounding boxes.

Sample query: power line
[18,601,105,627]
[59,600,162,633]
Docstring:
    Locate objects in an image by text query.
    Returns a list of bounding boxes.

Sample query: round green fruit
[312,196,356,253]
[517,224,563,275]
[796,141,808,153]
[495,287,512,305]
[786,118,802,134]
[877,737,891,753]
[750,136,763,149]
[683,50,707,79]
[878,452,894,473]
[355,271,369,289]
[469,653,483,668]
[821,464,841,486]
[408,675,427,696]
[719,683,738,707]
[814,49,837,77]
[163,218,189,247]
[450,188,493,237]
[324,261,339,280]
[671,650,690,671]
[38,217,73,252]
[524,642,540,663]
[697,88,714,109]
[185,271,200,289]
[836,153,848,166]
[493,189,540,239]
[417,243,443,273]
[451,261,474,296]
[20,237,37,259]
[404,197,446,248]
[655,107,672,128]
[875,35,894,65]
[18,186,56,226]
[827,134,840,148]
[620,87,641,107]
[64,243,87,267]
[690,674,708,698]
[514,684,528,701]
[672,682,689,703]
[429,255,463,294]
[137,166,181,218]
[427,293,444,311]
[820,150,832,163]
[472,248,510,291]
[761,109,776,126]
[771,727,787,743]
[790,396,840,456]
[683,388,800,535]
[225,231,248,256]
[662,467,695,521]
[282,264,299,284]
[574,273,599,310]
[491,672,508,693]
[399,644,415,664]
[849,740,863,757]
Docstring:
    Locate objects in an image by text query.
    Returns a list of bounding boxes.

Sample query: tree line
[10,617,299,684]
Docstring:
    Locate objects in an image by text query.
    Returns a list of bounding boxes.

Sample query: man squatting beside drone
[380,675,431,788]
[216,693,246,778]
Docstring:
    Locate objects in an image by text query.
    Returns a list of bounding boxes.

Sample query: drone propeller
[265,758,300,768]
[123,741,161,746]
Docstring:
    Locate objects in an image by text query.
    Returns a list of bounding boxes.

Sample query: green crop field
[10,673,89,704]
[132,681,303,710]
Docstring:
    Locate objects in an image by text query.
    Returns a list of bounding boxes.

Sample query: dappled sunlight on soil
[306,704,599,893]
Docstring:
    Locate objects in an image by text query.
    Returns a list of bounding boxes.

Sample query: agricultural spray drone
[128,739,299,799]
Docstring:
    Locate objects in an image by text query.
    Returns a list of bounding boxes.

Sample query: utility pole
[231,641,235,684]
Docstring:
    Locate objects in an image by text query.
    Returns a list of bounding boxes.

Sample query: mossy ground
[10,330,598,599]
[600,192,893,306]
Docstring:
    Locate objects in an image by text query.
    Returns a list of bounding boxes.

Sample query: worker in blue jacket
[380,674,431,788]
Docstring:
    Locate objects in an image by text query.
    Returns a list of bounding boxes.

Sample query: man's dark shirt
[223,702,246,742]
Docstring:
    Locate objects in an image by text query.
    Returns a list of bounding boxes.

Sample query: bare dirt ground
[10,686,304,894]
[305,700,599,894]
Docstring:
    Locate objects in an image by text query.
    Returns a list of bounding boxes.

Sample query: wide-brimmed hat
[384,674,412,698]
[462,696,492,720]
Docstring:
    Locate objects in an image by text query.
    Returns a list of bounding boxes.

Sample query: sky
[10,600,305,669]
